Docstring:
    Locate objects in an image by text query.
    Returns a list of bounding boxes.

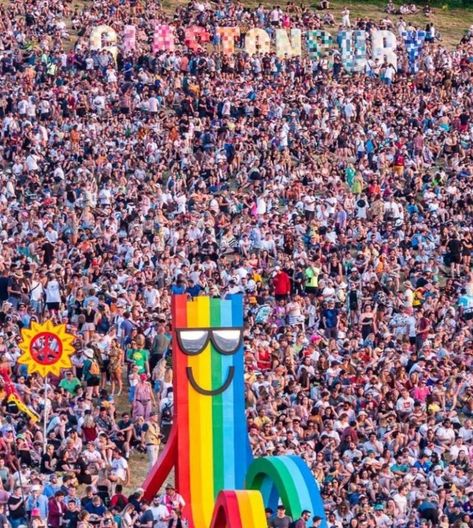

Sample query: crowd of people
[0,0,472,526]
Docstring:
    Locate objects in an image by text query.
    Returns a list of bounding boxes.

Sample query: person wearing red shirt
[273,267,291,301]
[48,491,66,528]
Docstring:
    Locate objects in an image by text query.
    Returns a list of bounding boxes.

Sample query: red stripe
[173,295,192,524]
[142,426,177,501]
[210,491,243,528]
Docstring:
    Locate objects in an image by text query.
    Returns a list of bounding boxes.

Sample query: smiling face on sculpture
[176,326,243,395]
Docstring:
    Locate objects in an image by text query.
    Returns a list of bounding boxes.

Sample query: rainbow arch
[246,456,327,527]
[209,490,267,528]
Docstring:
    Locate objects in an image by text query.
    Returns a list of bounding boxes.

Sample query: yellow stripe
[247,491,267,525]
[236,491,267,526]
[187,296,214,527]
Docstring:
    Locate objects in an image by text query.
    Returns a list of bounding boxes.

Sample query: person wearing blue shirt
[322,300,339,339]
[185,280,202,298]
[43,475,61,499]
[26,486,48,520]
[84,495,106,517]
[170,278,186,295]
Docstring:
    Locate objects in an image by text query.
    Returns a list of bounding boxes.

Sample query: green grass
[155,0,473,47]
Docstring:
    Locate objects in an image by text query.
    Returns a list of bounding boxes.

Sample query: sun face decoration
[18,320,76,378]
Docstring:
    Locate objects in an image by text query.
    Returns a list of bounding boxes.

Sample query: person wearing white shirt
[30,278,44,314]
[110,450,129,485]
[449,438,466,460]
[458,419,473,442]
[396,389,415,415]
[150,496,170,528]
[435,420,455,446]
[26,152,40,172]
[45,276,61,309]
[393,486,408,517]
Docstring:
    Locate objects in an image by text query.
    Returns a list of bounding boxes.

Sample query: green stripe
[210,298,224,497]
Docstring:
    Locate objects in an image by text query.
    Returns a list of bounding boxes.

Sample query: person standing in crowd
[8,487,27,528]
[270,505,292,528]
[142,411,161,471]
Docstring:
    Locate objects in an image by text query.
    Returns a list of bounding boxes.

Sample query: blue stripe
[220,299,236,489]
[288,456,327,528]
[230,294,248,487]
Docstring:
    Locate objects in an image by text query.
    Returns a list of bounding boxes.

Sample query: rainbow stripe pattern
[173,294,249,527]
[210,490,267,528]
[143,295,326,528]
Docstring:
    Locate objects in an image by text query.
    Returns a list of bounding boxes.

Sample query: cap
[165,484,175,490]
[31,509,41,517]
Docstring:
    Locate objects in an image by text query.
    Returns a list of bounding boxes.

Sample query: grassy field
[102,0,473,496]
[152,0,473,47]
[0,0,463,49]
[2,0,465,495]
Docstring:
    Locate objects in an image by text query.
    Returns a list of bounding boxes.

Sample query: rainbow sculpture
[143,295,326,527]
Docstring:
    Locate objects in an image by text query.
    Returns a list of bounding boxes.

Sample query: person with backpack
[159,389,173,444]
[82,348,101,398]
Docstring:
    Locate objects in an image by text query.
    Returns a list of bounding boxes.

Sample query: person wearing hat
[26,484,48,521]
[269,505,292,528]
[133,374,155,421]
[30,508,46,528]
[161,485,185,517]
[142,411,161,471]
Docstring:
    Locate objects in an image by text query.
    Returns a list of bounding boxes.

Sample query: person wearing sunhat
[161,485,185,517]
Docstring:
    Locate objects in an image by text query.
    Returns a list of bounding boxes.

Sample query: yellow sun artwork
[18,320,76,378]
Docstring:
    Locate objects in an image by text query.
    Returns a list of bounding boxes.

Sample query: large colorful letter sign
[275,28,302,58]
[402,30,426,73]
[339,30,367,72]
[90,25,118,60]
[245,28,271,56]
[372,29,398,69]
[123,25,136,53]
[143,295,326,528]
[153,24,175,53]
[306,30,333,60]
[216,27,240,55]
